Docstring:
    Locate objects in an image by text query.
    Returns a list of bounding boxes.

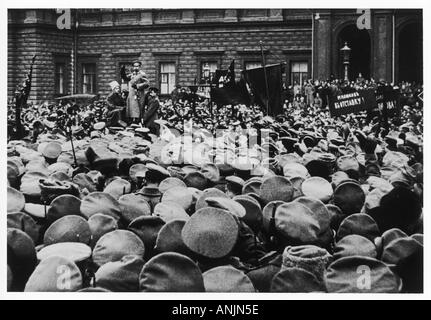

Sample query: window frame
[290,61,309,86]
[53,54,69,97]
[159,61,177,95]
[81,63,97,94]
[153,52,181,97]
[200,61,218,84]
[194,51,224,85]
[77,55,100,94]
[283,50,311,86]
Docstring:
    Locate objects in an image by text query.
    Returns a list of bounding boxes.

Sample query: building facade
[8,8,422,102]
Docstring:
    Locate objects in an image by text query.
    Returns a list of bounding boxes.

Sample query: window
[291,61,308,85]
[160,62,176,95]
[53,54,69,96]
[245,61,262,70]
[200,61,218,83]
[54,62,66,95]
[82,63,96,94]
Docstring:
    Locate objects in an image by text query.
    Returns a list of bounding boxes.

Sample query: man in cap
[106,80,126,127]
[142,87,160,135]
[120,61,149,124]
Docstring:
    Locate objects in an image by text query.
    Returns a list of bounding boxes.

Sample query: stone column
[313,13,332,80]
[373,13,393,82]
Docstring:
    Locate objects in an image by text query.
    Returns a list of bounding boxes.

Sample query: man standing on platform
[121,60,149,124]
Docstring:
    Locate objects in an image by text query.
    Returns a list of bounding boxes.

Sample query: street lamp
[340,42,351,81]
[202,63,211,84]
[201,63,213,115]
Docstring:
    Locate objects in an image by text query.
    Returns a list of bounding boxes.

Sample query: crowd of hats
[7,84,423,293]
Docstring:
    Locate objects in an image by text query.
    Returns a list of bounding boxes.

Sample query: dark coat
[246,252,282,292]
[106,92,125,126]
[142,95,160,135]
[231,220,267,266]
[107,92,126,108]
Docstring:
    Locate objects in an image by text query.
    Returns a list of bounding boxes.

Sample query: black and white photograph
[4,2,426,298]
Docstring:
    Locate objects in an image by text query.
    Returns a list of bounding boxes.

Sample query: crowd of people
[6,70,424,293]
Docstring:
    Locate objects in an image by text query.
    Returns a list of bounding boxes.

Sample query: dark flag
[13,54,36,140]
[378,85,401,117]
[210,60,250,106]
[242,63,284,116]
[211,69,228,86]
[211,60,235,87]
[370,85,401,128]
[210,76,250,106]
[225,60,235,87]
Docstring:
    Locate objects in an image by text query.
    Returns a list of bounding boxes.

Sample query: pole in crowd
[259,41,270,115]
[66,124,78,168]
[13,55,36,140]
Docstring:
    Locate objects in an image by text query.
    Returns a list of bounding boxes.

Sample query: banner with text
[376,86,401,117]
[367,86,401,125]
[329,89,376,117]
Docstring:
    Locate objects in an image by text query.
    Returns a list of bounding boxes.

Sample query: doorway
[337,24,371,80]
[398,22,422,83]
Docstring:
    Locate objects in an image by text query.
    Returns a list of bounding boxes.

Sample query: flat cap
[47,194,82,223]
[43,215,91,245]
[270,267,326,293]
[333,181,366,215]
[95,255,146,292]
[80,192,122,221]
[37,242,92,263]
[7,212,40,244]
[182,207,239,259]
[154,219,189,255]
[333,234,378,260]
[195,188,228,211]
[259,176,294,204]
[337,213,380,242]
[7,186,25,213]
[25,256,82,292]
[139,252,205,292]
[154,201,190,223]
[301,177,333,203]
[325,256,401,293]
[88,213,118,247]
[118,193,151,224]
[161,186,193,211]
[92,230,145,266]
[203,266,255,292]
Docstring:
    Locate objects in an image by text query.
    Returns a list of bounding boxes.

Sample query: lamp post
[202,63,211,84]
[340,42,351,81]
[202,63,212,116]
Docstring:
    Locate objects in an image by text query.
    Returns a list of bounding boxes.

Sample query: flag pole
[259,41,270,115]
